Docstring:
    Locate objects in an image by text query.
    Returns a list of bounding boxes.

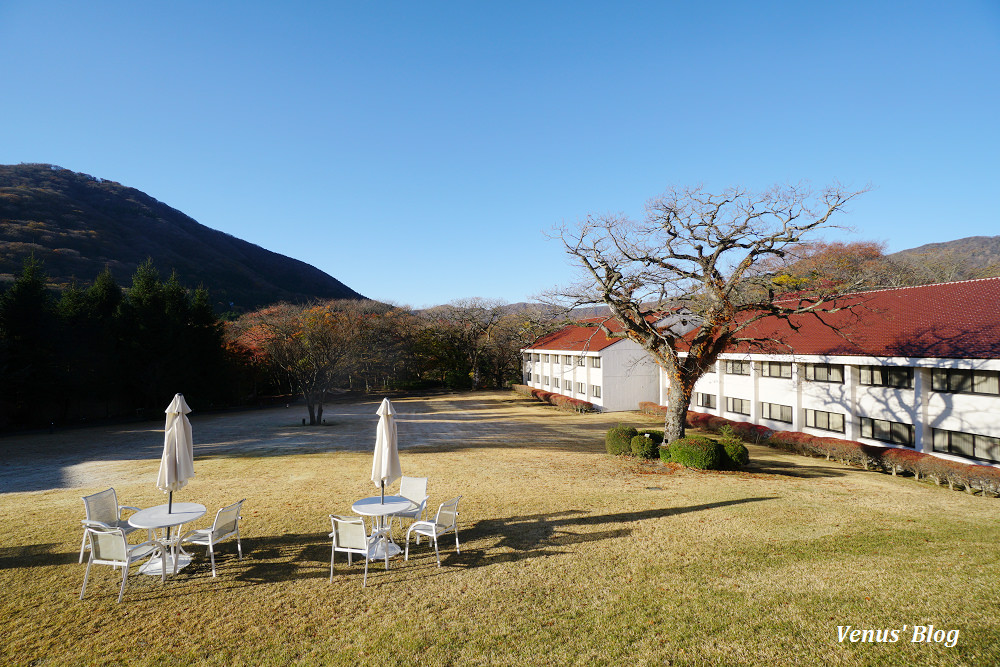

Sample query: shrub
[637,429,664,445]
[638,402,668,417]
[686,411,713,429]
[704,416,731,434]
[606,424,639,456]
[717,425,749,469]
[668,436,724,470]
[631,434,659,459]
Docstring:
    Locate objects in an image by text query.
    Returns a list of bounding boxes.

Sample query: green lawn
[2,391,998,666]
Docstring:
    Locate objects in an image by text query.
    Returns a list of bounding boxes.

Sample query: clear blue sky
[2,1,998,308]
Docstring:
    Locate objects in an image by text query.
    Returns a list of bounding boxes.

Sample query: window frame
[758,361,792,378]
[859,365,914,389]
[804,408,845,433]
[860,416,914,446]
[804,363,844,383]
[723,360,751,376]
[724,396,751,415]
[760,401,793,423]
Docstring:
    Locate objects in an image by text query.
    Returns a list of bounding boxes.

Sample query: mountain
[888,235,1000,278]
[0,163,364,312]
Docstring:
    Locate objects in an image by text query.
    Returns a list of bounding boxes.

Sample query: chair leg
[433,535,441,567]
[455,528,461,554]
[80,559,93,600]
[118,567,128,604]
[209,542,217,577]
[79,531,89,564]
[236,531,243,560]
[330,544,336,583]
[362,559,369,588]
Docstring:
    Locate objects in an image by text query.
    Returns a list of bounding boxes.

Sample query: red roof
[530,279,1000,360]
[525,317,627,353]
[728,278,1000,359]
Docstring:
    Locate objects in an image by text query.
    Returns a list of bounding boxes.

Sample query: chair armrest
[118,505,141,519]
[81,519,113,529]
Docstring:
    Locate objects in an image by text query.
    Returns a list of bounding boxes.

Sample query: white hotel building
[525,279,1000,466]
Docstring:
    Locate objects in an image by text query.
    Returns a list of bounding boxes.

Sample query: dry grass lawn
[2,391,999,666]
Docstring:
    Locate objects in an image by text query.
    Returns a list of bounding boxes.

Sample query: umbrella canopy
[371,398,401,501]
[157,393,195,511]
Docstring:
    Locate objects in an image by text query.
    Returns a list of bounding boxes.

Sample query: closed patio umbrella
[157,393,195,513]
[371,398,401,503]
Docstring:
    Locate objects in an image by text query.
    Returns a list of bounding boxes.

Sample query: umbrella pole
[380,481,385,503]
[168,491,173,514]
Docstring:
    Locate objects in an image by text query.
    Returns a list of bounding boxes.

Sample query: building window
[760,402,793,423]
[527,372,532,382]
[542,354,549,362]
[931,369,1000,395]
[543,376,549,385]
[859,365,913,389]
[576,356,585,367]
[552,379,559,389]
[805,409,845,433]
[804,363,844,383]
[696,392,716,409]
[724,360,751,376]
[703,362,716,373]
[577,382,585,394]
[860,417,914,446]
[933,428,1000,462]
[562,355,571,365]
[591,385,601,398]
[725,396,750,415]
[532,353,540,362]
[590,357,601,368]
[758,361,792,378]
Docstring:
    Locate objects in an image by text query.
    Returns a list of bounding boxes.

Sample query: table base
[373,541,403,560]
[138,552,193,576]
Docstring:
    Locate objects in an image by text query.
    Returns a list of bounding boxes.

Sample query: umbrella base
[373,541,403,560]
[138,552,193,576]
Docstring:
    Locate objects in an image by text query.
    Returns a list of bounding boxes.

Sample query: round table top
[129,502,207,529]
[351,495,414,516]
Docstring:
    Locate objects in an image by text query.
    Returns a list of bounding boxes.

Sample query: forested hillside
[0,163,364,312]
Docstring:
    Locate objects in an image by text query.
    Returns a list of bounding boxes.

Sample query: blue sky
[1,1,998,308]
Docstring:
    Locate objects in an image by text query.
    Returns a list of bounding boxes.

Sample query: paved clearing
[0,392,631,494]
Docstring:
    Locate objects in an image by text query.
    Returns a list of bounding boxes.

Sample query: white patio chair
[178,499,245,577]
[80,526,166,603]
[388,476,428,539]
[329,515,390,587]
[405,496,462,567]
[79,488,146,564]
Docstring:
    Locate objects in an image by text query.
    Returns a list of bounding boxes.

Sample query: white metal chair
[405,496,462,567]
[79,488,146,564]
[80,526,166,603]
[178,499,245,577]
[389,476,429,539]
[329,515,390,587]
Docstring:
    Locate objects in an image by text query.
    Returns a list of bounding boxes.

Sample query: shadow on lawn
[452,496,779,570]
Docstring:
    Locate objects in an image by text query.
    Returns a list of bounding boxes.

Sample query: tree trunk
[663,372,692,443]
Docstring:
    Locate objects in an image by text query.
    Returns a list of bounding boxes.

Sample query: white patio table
[351,495,414,559]
[128,502,206,576]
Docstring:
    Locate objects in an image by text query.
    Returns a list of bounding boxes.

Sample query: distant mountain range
[0,163,364,312]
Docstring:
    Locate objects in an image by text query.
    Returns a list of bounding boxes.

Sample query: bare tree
[551,183,868,442]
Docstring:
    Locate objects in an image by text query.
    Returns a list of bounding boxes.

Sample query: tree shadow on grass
[0,542,80,569]
[743,457,848,479]
[440,496,779,571]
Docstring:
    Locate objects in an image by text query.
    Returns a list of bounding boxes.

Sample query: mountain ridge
[0,163,364,312]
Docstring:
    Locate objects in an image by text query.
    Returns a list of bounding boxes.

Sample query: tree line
[0,257,557,430]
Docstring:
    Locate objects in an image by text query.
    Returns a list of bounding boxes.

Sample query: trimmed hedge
[668,436,723,470]
[643,402,1000,496]
[512,385,596,413]
[606,424,639,456]
[764,428,1000,496]
[631,433,659,459]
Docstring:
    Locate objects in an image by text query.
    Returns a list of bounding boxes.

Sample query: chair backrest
[83,488,119,524]
[399,476,428,503]
[435,496,461,529]
[212,499,244,538]
[330,515,368,551]
[87,526,128,564]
